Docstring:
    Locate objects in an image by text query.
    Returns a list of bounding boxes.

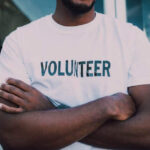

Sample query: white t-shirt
[1,12,150,150]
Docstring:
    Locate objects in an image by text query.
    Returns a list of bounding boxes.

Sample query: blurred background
[0,0,150,51]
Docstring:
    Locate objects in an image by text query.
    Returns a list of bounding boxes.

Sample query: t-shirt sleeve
[0,30,30,84]
[127,26,150,87]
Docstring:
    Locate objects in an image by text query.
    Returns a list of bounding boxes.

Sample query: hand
[108,93,136,121]
[0,78,55,113]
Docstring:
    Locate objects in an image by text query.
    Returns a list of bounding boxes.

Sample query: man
[0,0,150,149]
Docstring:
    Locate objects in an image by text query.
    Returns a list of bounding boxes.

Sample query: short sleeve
[127,26,150,87]
[0,30,30,84]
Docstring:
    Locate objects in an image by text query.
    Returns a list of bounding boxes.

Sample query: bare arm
[0,94,133,150]
[81,85,150,149]
[0,98,108,150]
[0,78,135,150]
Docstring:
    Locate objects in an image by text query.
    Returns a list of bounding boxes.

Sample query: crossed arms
[0,79,150,150]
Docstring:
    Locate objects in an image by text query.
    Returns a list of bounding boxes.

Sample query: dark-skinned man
[0,0,150,149]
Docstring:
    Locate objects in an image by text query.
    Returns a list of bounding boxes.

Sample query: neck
[53,1,96,26]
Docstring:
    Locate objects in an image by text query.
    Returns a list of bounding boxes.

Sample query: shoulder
[3,14,52,51]
[5,14,51,41]
[96,12,148,49]
[97,12,140,35]
[16,14,51,37]
[2,14,51,57]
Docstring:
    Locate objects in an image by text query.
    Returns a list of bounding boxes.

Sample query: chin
[62,0,96,15]
[72,0,95,6]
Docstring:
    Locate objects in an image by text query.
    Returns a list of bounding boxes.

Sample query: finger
[0,103,24,113]
[6,78,32,92]
[1,84,26,99]
[0,90,26,107]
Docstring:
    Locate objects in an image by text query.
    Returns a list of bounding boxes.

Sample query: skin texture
[81,85,150,149]
[61,0,96,15]
[0,97,112,150]
[0,79,55,113]
[1,81,150,149]
[0,78,135,120]
[53,0,96,26]
[0,79,135,150]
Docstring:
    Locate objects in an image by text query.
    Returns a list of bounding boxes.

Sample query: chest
[23,32,131,106]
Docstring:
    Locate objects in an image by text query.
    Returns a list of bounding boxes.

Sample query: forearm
[82,112,150,149]
[82,98,150,149]
[0,97,113,150]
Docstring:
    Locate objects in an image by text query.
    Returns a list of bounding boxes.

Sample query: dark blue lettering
[66,60,73,76]
[41,61,48,76]
[74,61,78,77]
[79,61,86,77]
[94,61,101,76]
[58,61,65,76]
[48,61,57,76]
[87,61,93,77]
[103,61,111,77]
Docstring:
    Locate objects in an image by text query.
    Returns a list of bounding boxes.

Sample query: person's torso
[19,13,134,150]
